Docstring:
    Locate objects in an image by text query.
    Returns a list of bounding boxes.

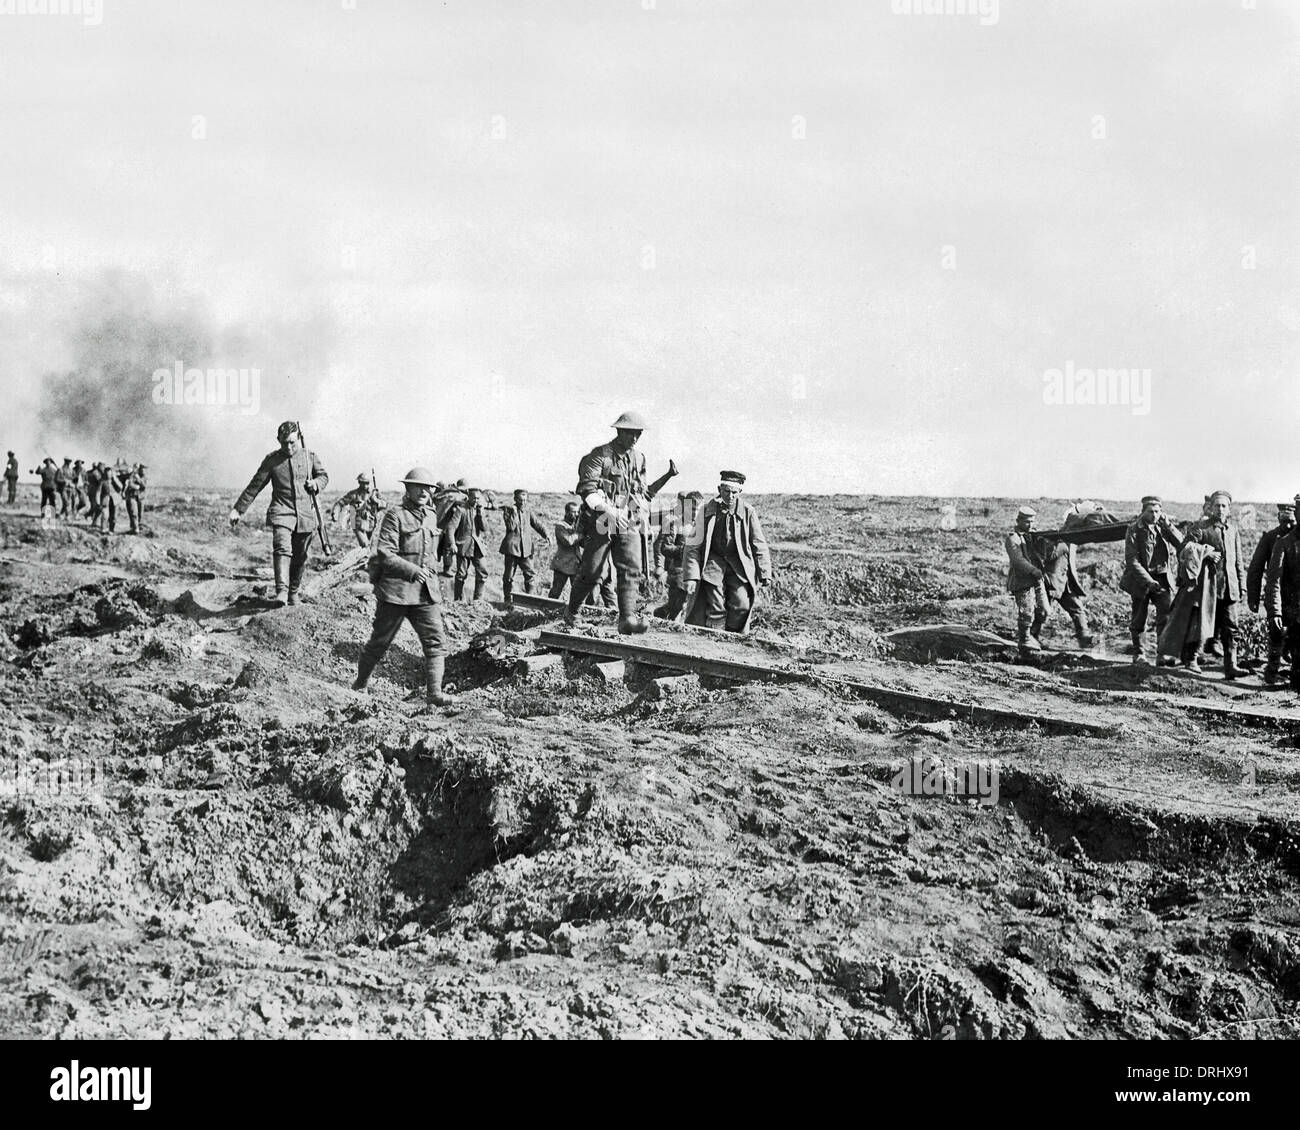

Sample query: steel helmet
[356,472,370,483]
[399,467,438,487]
[610,410,647,430]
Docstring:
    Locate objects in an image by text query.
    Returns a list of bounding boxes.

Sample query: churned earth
[1,487,1298,1039]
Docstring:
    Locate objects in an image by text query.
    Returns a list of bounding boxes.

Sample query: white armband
[583,491,607,512]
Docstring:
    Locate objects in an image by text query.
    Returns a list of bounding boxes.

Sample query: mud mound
[4,579,164,650]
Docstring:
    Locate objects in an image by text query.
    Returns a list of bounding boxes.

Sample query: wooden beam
[513,591,731,635]
[537,630,1119,738]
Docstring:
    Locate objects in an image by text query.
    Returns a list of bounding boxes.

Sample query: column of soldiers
[6,453,147,530]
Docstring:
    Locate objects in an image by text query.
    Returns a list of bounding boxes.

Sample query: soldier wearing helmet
[330,471,387,548]
[566,410,678,633]
[229,420,329,607]
[353,466,456,708]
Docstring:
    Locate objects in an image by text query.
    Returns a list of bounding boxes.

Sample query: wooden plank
[537,630,1119,738]
[512,591,730,635]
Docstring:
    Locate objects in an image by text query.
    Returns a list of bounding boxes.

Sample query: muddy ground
[1,487,1298,1039]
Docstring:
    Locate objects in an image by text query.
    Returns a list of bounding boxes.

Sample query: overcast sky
[1,0,1296,500]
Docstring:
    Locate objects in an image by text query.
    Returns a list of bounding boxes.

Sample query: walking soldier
[1249,500,1297,683]
[1006,506,1049,658]
[499,488,550,604]
[228,420,330,607]
[353,467,457,708]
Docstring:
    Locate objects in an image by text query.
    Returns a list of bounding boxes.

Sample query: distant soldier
[4,451,18,504]
[85,462,106,529]
[122,464,146,535]
[71,460,87,514]
[1005,506,1049,658]
[549,501,584,599]
[682,471,772,634]
[331,472,386,548]
[31,458,58,518]
[1266,515,1300,693]
[228,420,330,607]
[352,467,457,708]
[433,480,467,576]
[654,491,704,620]
[499,488,550,604]
[442,487,490,602]
[56,458,74,518]
[1249,500,1297,683]
[566,410,678,634]
[1120,495,1183,665]
[1179,490,1247,679]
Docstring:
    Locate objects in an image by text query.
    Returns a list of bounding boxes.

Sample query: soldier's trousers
[1012,582,1049,634]
[501,554,535,598]
[1266,616,1287,676]
[105,496,117,530]
[360,600,448,666]
[271,526,313,592]
[1284,619,1300,690]
[656,584,687,620]
[1130,584,1173,640]
[125,497,142,533]
[40,487,57,514]
[570,526,641,617]
[551,570,616,607]
[695,566,752,632]
[5,478,16,503]
[59,486,72,517]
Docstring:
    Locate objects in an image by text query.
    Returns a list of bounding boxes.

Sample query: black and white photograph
[0,0,1296,1084]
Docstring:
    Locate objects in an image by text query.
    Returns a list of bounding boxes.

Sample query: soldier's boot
[1265,637,1283,684]
[286,554,309,605]
[1223,641,1246,681]
[1071,610,1094,648]
[523,577,534,595]
[472,578,485,602]
[567,578,597,616]
[425,656,458,707]
[502,579,513,606]
[1029,609,1047,650]
[1017,616,1041,659]
[269,555,290,608]
[453,577,466,601]
[1204,638,1221,659]
[1130,632,1148,664]
[352,654,377,692]
[1183,643,1202,673]
[616,581,648,635]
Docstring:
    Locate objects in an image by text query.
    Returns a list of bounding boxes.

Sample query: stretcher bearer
[1005,506,1049,658]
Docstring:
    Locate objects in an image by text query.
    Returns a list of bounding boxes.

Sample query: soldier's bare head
[564,501,579,520]
[514,489,527,503]
[1209,491,1232,523]
[276,420,300,453]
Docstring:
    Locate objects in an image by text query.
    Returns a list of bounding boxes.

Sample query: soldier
[1249,501,1297,683]
[122,464,145,535]
[4,451,18,504]
[654,491,704,620]
[1005,506,1049,658]
[565,410,678,634]
[549,501,584,599]
[71,460,87,515]
[31,457,58,518]
[331,472,386,548]
[682,471,772,633]
[1179,489,1247,679]
[1266,513,1300,694]
[433,480,467,576]
[1120,495,1183,665]
[228,420,329,607]
[56,458,74,518]
[442,486,490,601]
[85,462,105,529]
[352,467,457,708]
[499,488,550,604]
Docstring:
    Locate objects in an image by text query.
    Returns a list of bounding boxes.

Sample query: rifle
[296,421,332,554]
